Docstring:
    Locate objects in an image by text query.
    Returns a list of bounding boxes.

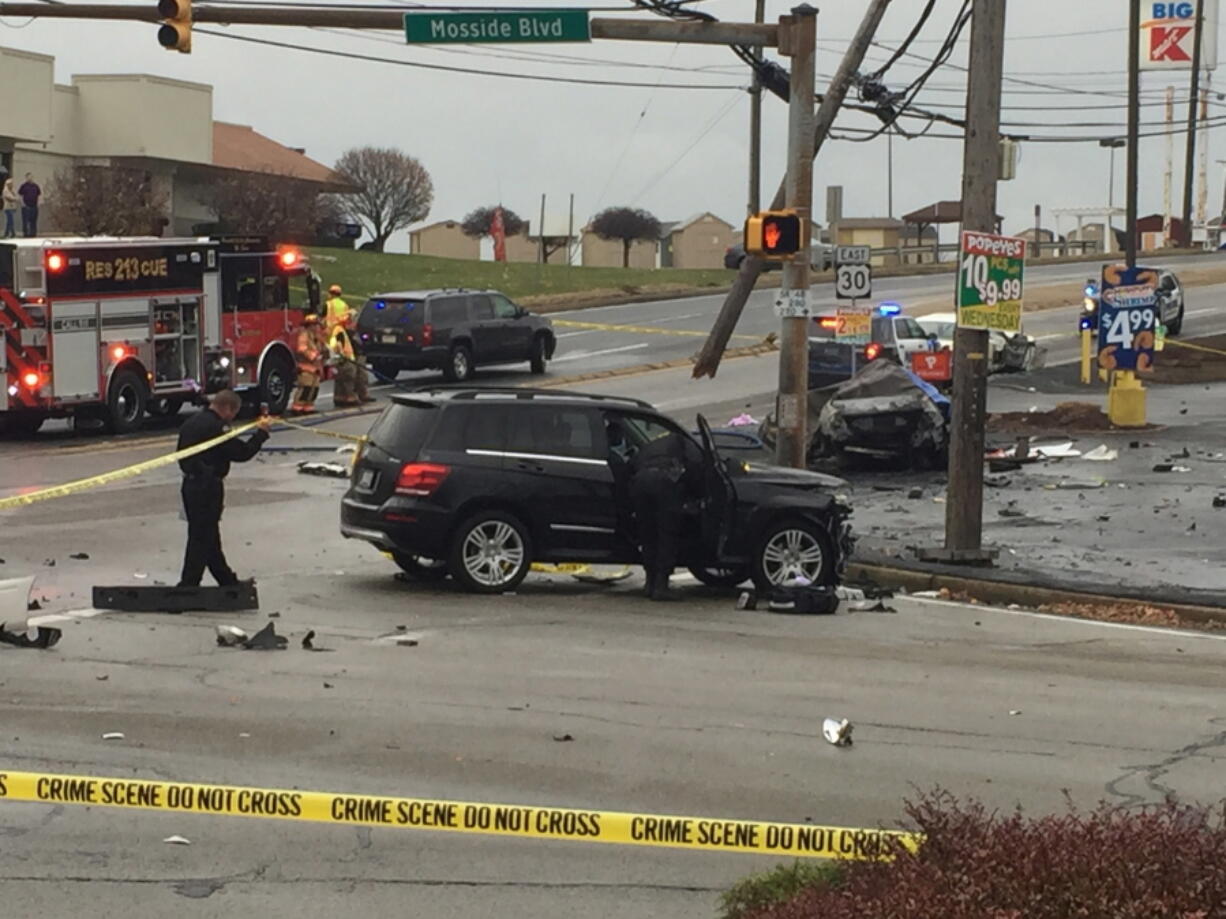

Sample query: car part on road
[243,621,287,650]
[92,581,260,613]
[449,511,533,593]
[297,461,350,478]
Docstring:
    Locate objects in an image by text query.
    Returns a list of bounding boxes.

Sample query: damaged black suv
[340,388,854,594]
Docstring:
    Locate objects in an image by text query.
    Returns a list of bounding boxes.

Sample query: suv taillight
[395,462,450,496]
[422,323,433,346]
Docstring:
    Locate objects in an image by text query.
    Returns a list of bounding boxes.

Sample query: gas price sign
[956,231,1025,333]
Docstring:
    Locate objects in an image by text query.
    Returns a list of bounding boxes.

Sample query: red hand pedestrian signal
[744,210,802,259]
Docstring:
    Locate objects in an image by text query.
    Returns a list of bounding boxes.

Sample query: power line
[630,90,743,203]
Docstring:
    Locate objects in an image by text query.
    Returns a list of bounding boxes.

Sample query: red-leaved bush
[748,792,1226,919]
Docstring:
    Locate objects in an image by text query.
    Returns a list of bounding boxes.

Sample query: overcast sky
[6,0,1222,249]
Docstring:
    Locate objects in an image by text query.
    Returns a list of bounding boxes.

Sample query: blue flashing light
[1079,317,1094,331]
[374,300,386,310]
[878,301,902,316]
[1084,284,1097,297]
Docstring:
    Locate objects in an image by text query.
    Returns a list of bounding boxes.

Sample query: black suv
[340,388,854,594]
[355,289,556,383]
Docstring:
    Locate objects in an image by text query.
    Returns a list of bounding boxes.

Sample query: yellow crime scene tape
[277,417,368,443]
[552,318,761,342]
[0,768,920,860]
[1164,338,1226,358]
[0,422,261,511]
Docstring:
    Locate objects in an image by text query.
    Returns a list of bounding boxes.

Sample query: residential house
[581,225,657,268]
[409,220,479,260]
[830,218,904,267]
[659,212,733,269]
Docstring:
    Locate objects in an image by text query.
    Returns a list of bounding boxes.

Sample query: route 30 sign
[835,263,871,300]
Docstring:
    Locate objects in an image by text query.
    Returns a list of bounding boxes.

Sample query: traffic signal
[744,210,803,258]
[157,0,192,53]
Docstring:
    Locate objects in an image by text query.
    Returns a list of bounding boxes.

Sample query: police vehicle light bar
[878,301,901,316]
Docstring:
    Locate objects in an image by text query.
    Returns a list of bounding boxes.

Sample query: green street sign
[404,10,591,44]
[956,230,1026,333]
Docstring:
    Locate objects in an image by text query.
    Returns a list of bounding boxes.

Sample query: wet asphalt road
[2,259,1226,917]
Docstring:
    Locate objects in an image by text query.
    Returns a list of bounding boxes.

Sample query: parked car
[808,302,935,389]
[916,312,1040,374]
[723,242,834,272]
[1081,269,1185,335]
[355,289,556,383]
[340,388,854,594]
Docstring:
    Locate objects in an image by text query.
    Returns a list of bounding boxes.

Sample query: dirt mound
[987,401,1124,434]
[1149,334,1226,385]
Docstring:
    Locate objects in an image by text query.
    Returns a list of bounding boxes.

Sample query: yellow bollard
[1080,328,1093,384]
[1106,369,1147,427]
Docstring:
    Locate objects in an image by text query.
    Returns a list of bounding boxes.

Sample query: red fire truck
[0,236,319,436]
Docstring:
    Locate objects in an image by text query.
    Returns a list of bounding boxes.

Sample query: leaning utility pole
[748,0,766,215]
[1181,0,1207,248]
[942,0,1006,559]
[694,0,894,379]
[775,5,817,469]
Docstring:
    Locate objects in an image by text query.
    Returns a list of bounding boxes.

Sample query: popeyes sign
[1141,1,1219,70]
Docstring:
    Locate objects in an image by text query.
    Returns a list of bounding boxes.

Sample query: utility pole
[1181,0,1206,248]
[748,0,765,215]
[942,0,1006,560]
[775,5,817,469]
[567,192,575,267]
[1126,0,1141,269]
[1165,85,1175,246]
[694,0,894,379]
[538,193,546,278]
[887,128,894,217]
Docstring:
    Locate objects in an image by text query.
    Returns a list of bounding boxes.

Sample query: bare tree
[203,171,334,240]
[48,165,170,236]
[333,147,433,252]
[590,206,662,268]
[461,205,526,239]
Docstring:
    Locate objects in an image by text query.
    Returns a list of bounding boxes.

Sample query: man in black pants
[176,390,271,587]
[628,429,700,602]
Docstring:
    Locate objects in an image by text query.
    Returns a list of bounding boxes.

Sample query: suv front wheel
[751,517,835,590]
[449,510,533,593]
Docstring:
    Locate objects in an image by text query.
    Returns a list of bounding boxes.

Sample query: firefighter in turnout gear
[324,283,374,403]
[329,322,360,407]
[291,313,327,415]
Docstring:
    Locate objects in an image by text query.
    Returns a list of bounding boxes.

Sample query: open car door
[695,414,737,559]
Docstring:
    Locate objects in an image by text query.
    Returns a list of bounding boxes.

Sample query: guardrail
[863,240,1102,265]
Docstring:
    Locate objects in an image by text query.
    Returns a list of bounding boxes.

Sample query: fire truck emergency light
[279,250,301,268]
[21,371,41,389]
[45,253,65,272]
[111,345,128,361]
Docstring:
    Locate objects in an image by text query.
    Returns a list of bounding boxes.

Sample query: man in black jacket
[628,429,701,602]
[176,390,271,587]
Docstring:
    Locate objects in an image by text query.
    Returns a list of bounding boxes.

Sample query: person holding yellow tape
[176,390,271,588]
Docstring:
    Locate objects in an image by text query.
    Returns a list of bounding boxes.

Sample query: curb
[847,561,1226,627]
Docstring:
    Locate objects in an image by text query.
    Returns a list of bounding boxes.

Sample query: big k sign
[1141,1,1219,70]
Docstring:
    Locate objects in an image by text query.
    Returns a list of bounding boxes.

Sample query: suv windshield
[359,298,423,330]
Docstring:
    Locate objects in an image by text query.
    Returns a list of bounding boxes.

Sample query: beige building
[659,212,734,269]
[409,220,479,260]
[581,226,657,268]
[832,218,904,267]
[1,46,349,237]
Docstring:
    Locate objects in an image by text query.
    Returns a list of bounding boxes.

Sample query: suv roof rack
[390,386,653,410]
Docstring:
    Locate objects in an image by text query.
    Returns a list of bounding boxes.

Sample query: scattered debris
[243,622,287,651]
[908,486,924,499]
[335,444,357,455]
[998,506,1026,518]
[163,835,191,845]
[1153,463,1191,473]
[822,717,854,747]
[133,572,148,579]
[1082,445,1118,462]
[102,732,125,741]
[0,622,62,649]
[552,733,574,742]
[988,459,1023,473]
[96,674,109,681]
[727,413,759,427]
[69,552,90,560]
[215,625,249,647]
[297,461,350,478]
[44,558,56,567]
[1214,496,1226,509]
[302,630,316,650]
[983,474,1012,488]
[1009,710,1022,716]
[323,682,334,689]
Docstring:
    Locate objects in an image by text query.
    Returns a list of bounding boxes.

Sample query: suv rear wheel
[449,510,532,593]
[371,359,400,383]
[444,344,473,383]
[751,518,834,590]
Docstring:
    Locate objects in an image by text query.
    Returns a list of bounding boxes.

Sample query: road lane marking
[551,343,651,363]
